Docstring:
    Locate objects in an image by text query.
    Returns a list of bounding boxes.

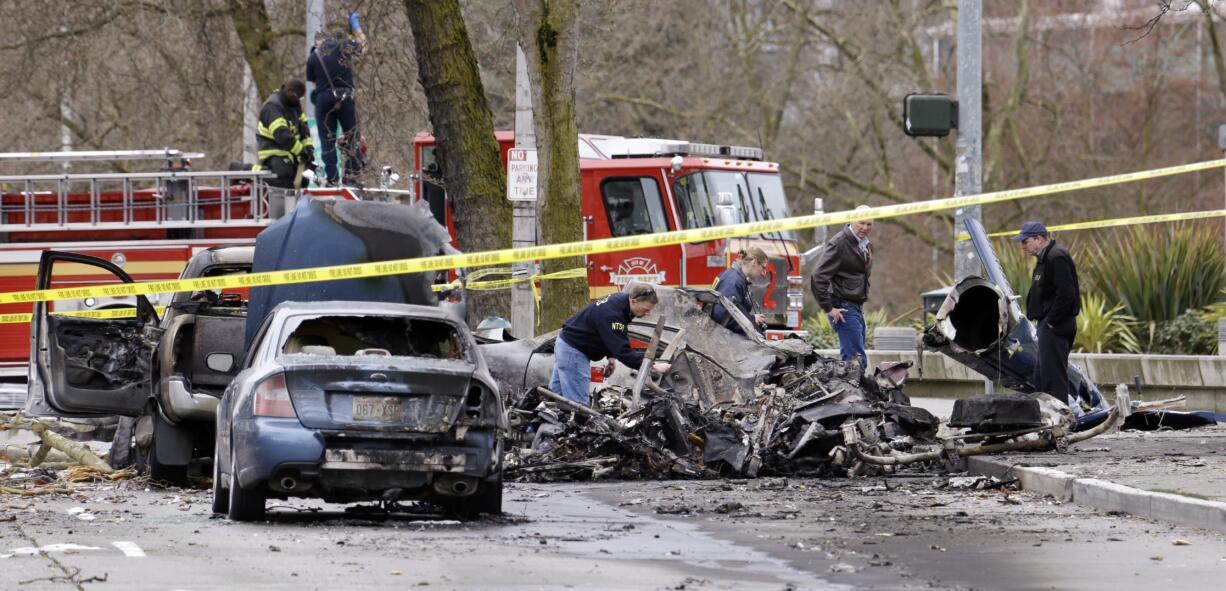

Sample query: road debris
[497,287,1127,483]
[504,354,937,481]
[1,411,113,473]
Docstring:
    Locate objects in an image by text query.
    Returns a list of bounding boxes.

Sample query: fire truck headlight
[786,276,804,310]
[84,297,96,308]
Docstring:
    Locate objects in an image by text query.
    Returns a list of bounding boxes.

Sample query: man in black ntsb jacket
[550,283,670,405]
[1014,220,1081,405]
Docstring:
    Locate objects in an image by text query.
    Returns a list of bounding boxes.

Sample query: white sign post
[507,148,538,201]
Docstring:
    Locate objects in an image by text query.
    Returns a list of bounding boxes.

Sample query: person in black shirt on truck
[306,11,368,186]
[549,283,671,405]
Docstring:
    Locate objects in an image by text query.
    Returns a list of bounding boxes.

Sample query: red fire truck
[412,132,806,338]
[0,150,357,405]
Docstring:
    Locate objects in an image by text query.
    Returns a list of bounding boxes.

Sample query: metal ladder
[0,149,275,232]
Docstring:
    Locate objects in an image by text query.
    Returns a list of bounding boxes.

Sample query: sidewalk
[911,397,1226,533]
[968,424,1226,533]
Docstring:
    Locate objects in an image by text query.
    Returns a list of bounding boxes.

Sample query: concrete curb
[966,456,1226,533]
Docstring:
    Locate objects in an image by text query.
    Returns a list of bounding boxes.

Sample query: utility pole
[954,0,991,395]
[953,0,983,281]
[511,44,538,337]
[305,0,325,122]
[303,0,326,177]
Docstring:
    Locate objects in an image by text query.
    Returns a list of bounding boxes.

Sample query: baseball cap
[1010,220,1048,242]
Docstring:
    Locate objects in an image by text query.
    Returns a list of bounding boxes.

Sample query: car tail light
[253,373,296,418]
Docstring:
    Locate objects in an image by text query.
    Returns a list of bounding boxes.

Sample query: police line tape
[430,267,587,292]
[0,267,589,324]
[954,208,1226,241]
[0,158,1221,307]
[0,306,169,325]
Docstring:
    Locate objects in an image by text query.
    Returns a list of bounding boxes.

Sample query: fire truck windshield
[672,171,795,239]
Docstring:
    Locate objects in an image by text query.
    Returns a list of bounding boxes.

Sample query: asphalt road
[3,474,1224,590]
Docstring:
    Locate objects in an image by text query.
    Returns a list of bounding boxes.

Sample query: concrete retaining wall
[816,349,1226,414]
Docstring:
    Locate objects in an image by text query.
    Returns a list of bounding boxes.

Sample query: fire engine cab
[412,132,806,338]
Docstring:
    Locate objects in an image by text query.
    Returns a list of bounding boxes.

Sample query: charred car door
[29,251,160,416]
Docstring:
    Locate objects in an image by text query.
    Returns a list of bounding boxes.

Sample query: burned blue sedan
[212,301,506,521]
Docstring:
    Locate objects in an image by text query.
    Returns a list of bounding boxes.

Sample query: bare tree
[226,0,298,100]
[513,0,587,332]
[403,0,512,325]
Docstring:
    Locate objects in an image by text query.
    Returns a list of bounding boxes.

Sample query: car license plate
[352,396,402,421]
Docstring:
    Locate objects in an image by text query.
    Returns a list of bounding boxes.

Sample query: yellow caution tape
[0,306,169,324]
[955,208,1226,241]
[431,267,587,292]
[0,158,1219,306]
[0,268,588,324]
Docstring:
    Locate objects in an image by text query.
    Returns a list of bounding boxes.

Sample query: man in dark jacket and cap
[810,205,874,366]
[1014,220,1081,405]
[550,283,670,405]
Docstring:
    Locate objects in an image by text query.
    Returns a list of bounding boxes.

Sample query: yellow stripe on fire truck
[0,158,1219,306]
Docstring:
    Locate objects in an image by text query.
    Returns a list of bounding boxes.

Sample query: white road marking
[112,541,146,558]
[2,543,103,558]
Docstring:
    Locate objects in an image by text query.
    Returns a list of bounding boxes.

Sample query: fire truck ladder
[0,149,275,232]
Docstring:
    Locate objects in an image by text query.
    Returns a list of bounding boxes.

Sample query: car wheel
[148,439,189,487]
[472,477,503,515]
[227,449,265,521]
[108,416,137,470]
[211,453,229,515]
[447,476,502,517]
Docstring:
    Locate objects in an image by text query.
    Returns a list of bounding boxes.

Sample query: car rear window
[280,315,467,360]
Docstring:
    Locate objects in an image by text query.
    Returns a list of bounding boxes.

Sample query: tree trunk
[514,0,588,333]
[226,0,281,100]
[1195,0,1226,100]
[404,0,511,326]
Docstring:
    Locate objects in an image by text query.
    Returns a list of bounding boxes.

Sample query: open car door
[27,251,160,417]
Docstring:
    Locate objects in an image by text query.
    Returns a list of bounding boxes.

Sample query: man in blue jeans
[306,12,368,186]
[549,283,670,405]
[810,206,874,368]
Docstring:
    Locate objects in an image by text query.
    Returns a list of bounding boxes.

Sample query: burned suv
[27,247,253,484]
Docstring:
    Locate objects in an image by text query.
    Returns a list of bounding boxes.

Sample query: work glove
[348,11,362,33]
[652,362,670,375]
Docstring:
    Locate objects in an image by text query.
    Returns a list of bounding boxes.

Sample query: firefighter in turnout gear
[257,80,315,189]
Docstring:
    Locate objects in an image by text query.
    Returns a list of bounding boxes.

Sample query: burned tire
[211,454,229,515]
[108,416,137,470]
[444,477,502,517]
[471,478,503,516]
[227,449,265,521]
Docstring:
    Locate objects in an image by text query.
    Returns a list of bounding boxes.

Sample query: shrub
[1074,293,1140,353]
[803,308,890,350]
[1083,224,1225,324]
[991,237,1035,304]
[1144,313,1217,355]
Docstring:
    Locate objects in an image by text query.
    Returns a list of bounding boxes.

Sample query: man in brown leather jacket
[810,205,874,366]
